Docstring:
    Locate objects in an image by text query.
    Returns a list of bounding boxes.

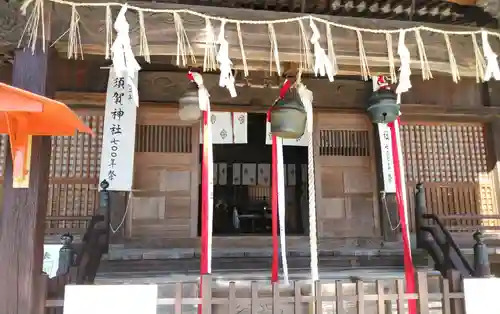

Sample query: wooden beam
[47,1,494,77]
[55,70,488,116]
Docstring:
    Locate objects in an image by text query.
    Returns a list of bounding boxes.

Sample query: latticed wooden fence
[44,271,466,314]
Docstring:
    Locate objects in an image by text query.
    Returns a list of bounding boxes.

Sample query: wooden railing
[405,182,500,234]
[43,271,466,314]
[415,183,492,278]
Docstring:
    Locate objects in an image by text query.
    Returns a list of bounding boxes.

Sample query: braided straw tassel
[356,30,370,80]
[173,12,196,67]
[138,10,151,63]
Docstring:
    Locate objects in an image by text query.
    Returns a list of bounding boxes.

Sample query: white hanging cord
[203,18,218,72]
[173,12,196,67]
[268,23,281,76]
[481,31,500,81]
[414,30,432,80]
[217,20,237,98]
[385,33,397,84]
[111,4,141,77]
[18,0,46,53]
[356,30,370,81]
[236,22,249,77]
[298,19,312,72]
[443,33,460,83]
[396,30,411,96]
[325,24,339,78]
[296,78,319,305]
[310,18,334,82]
[138,10,151,63]
[380,191,401,231]
[276,136,289,284]
[105,5,113,60]
[109,191,133,234]
[472,34,485,83]
[67,5,83,59]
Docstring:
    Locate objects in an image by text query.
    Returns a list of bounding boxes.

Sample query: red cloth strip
[279,79,291,99]
[199,110,209,314]
[271,135,279,283]
[388,119,416,314]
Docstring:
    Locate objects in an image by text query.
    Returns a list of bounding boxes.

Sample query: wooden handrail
[422,213,474,276]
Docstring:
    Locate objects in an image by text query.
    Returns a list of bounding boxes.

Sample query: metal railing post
[415,183,426,249]
[473,231,491,278]
[56,233,75,276]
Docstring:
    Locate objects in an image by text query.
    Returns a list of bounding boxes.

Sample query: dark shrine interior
[198,113,308,236]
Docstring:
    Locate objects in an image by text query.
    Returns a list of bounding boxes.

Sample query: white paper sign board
[43,244,62,278]
[265,122,308,146]
[463,278,500,314]
[64,284,158,314]
[99,69,139,191]
[377,123,396,193]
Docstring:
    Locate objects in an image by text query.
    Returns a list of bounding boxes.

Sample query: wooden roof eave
[45,1,500,78]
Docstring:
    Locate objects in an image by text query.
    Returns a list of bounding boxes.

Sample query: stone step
[97,252,431,280]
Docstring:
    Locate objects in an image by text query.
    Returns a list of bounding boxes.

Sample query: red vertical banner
[200,109,209,275]
[271,135,279,283]
[199,109,209,314]
[388,118,416,314]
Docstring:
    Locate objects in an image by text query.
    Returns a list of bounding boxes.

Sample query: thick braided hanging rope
[297,75,319,290]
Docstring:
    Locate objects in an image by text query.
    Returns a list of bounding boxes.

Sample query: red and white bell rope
[374,75,416,314]
[189,71,213,313]
[269,79,292,283]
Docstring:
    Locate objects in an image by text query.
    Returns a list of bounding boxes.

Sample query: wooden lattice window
[319,130,370,156]
[401,123,496,232]
[401,124,487,183]
[46,113,104,233]
[0,113,105,234]
[135,124,192,153]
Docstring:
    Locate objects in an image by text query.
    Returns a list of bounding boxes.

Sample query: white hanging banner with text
[99,69,139,191]
[378,123,396,193]
[265,122,308,146]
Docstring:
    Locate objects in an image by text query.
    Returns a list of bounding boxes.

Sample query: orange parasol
[0,82,93,188]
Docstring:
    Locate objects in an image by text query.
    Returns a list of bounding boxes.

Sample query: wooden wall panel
[128,109,199,239]
[316,113,379,238]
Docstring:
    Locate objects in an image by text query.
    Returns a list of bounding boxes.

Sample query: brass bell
[270,89,307,139]
[178,81,202,121]
[366,89,400,124]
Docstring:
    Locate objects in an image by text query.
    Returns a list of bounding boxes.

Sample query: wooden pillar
[0,45,55,314]
[373,124,400,242]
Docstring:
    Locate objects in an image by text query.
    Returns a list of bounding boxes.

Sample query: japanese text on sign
[378,123,396,193]
[99,69,138,191]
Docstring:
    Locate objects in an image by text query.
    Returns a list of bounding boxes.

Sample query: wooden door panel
[128,110,198,239]
[316,114,378,238]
